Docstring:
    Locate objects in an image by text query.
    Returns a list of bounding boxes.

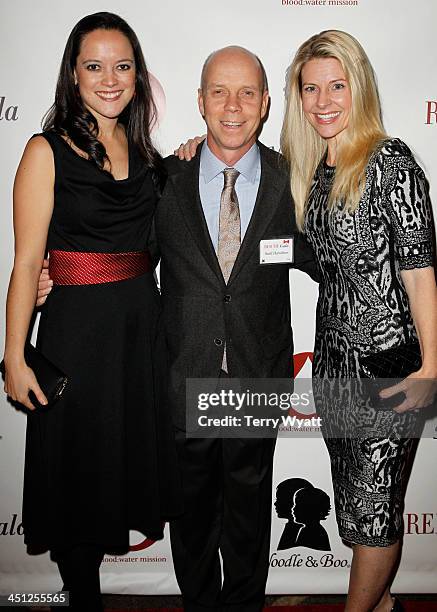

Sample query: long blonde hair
[280,30,387,230]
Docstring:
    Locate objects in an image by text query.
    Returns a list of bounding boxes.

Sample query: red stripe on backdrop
[293,351,313,376]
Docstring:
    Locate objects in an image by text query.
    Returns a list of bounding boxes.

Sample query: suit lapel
[169,142,288,287]
[169,146,224,283]
[227,144,287,286]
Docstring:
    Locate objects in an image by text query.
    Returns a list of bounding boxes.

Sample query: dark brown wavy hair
[43,12,164,186]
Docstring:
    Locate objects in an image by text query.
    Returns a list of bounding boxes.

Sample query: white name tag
[259,237,294,265]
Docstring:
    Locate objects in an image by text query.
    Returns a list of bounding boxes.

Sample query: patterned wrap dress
[304,138,434,546]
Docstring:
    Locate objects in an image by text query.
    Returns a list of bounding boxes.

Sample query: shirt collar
[200,141,260,184]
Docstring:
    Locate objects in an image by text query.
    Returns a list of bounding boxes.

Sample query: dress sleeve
[384,147,434,270]
[292,232,320,283]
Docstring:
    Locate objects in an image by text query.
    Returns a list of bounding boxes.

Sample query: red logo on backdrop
[293,352,313,377]
[425,101,437,125]
[149,73,166,132]
[290,352,317,418]
[129,535,157,552]
[129,524,166,552]
[405,513,436,535]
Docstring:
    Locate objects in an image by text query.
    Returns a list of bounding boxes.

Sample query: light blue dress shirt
[199,142,261,251]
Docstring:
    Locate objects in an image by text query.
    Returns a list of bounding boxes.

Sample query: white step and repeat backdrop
[1,0,436,597]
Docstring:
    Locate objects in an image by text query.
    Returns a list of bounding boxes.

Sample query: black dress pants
[170,432,276,612]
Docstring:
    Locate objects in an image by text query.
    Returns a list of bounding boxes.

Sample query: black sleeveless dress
[23,131,181,554]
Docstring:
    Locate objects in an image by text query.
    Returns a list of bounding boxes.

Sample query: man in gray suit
[154,47,317,612]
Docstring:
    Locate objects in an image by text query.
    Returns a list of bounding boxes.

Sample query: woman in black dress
[281,30,437,611]
[3,12,180,611]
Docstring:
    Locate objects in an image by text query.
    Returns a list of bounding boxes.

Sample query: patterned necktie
[217,168,241,283]
[217,168,240,372]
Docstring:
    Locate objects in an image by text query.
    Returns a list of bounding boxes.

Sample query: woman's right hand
[4,359,48,410]
[174,135,206,161]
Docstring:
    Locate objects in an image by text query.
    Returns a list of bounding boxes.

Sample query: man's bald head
[200,46,268,93]
[197,45,270,165]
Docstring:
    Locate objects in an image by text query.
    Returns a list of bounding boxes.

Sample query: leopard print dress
[304,138,434,546]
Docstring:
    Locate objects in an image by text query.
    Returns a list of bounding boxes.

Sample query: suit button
[214,338,223,346]
[224,294,231,303]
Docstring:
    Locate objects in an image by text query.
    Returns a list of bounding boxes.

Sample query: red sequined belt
[49,250,152,285]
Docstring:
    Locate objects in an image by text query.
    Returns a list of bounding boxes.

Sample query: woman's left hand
[173,135,206,161]
[379,370,437,413]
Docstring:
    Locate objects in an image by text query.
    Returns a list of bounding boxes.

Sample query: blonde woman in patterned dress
[281,30,437,612]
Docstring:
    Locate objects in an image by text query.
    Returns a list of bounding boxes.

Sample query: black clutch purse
[0,343,68,411]
[360,342,422,411]
[359,228,422,410]
[360,341,422,380]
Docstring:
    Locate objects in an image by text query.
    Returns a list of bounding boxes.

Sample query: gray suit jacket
[151,142,318,428]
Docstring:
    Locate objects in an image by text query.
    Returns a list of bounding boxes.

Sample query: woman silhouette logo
[274,478,331,551]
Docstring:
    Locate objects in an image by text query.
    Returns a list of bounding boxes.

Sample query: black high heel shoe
[391,596,404,611]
